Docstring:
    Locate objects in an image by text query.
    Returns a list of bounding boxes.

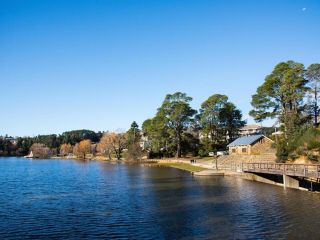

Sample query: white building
[239,124,263,136]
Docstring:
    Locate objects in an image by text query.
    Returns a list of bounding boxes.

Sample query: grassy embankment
[57,154,209,173]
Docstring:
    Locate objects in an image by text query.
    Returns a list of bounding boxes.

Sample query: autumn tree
[59,143,73,156]
[97,132,126,160]
[96,132,114,160]
[126,143,142,161]
[73,139,92,159]
[30,143,51,158]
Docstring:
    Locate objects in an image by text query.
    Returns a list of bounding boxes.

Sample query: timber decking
[242,163,320,179]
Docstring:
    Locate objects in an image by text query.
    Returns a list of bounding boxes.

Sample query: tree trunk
[176,134,182,158]
[315,87,318,126]
[116,148,121,160]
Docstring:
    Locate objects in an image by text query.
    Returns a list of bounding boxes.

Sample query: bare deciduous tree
[97,132,126,160]
[73,140,91,159]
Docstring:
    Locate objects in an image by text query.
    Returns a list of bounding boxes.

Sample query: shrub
[198,149,209,158]
[308,140,320,150]
[307,154,318,162]
[288,152,299,160]
[126,143,142,161]
[276,141,288,163]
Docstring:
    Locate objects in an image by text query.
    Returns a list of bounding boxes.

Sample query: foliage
[276,127,320,162]
[0,138,19,156]
[60,143,73,156]
[30,143,51,158]
[60,130,102,145]
[142,116,170,154]
[250,61,307,140]
[73,140,92,159]
[307,154,318,161]
[181,132,200,157]
[125,143,143,161]
[96,132,113,159]
[197,94,245,153]
[97,132,126,160]
[33,134,60,149]
[306,64,320,126]
[155,92,197,158]
[275,140,289,163]
[0,129,103,157]
[198,148,210,158]
[126,121,141,145]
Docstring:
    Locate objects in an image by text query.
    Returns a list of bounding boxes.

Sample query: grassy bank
[156,162,208,173]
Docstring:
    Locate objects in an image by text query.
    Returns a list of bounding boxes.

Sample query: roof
[240,124,263,130]
[228,134,265,147]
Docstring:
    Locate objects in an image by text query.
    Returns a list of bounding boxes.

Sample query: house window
[242,148,247,153]
[232,149,236,153]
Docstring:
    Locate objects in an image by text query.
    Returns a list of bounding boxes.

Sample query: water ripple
[0,157,319,239]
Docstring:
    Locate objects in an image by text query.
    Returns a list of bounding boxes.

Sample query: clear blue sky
[1,0,320,136]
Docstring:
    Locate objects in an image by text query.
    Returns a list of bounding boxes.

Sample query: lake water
[0,157,320,239]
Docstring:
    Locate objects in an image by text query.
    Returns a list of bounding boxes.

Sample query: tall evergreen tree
[306,64,320,126]
[198,94,245,153]
[127,121,141,144]
[157,92,197,158]
[250,61,307,139]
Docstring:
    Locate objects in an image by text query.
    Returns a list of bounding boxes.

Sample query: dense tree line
[0,130,103,157]
[142,92,245,158]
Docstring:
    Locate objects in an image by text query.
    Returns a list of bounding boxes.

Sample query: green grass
[157,163,208,172]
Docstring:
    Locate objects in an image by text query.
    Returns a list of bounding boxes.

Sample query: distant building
[272,131,284,137]
[228,134,274,155]
[2,136,18,145]
[239,124,263,136]
[139,135,151,150]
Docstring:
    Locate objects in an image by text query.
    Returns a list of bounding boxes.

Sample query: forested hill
[0,130,103,157]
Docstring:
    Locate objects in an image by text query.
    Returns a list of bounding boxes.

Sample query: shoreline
[4,156,320,193]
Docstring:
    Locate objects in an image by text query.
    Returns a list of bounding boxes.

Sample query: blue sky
[1,0,320,136]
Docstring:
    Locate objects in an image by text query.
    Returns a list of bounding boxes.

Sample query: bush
[126,143,142,161]
[30,143,51,158]
[276,141,288,163]
[308,140,320,150]
[307,154,318,162]
[148,151,163,159]
[288,152,299,160]
[277,127,320,162]
[198,149,209,158]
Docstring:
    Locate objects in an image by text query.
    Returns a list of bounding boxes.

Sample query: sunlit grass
[157,163,208,172]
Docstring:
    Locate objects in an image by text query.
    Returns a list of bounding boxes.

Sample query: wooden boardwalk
[241,163,320,179]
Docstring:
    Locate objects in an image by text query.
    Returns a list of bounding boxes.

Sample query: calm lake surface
[0,157,320,239]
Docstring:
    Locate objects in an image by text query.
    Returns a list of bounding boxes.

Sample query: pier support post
[283,174,299,189]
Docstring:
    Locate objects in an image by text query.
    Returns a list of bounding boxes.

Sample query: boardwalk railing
[241,163,320,179]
